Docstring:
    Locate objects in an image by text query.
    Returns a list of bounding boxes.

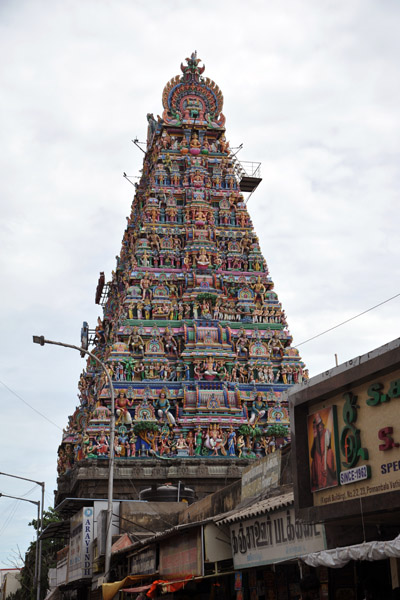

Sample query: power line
[0,379,62,430]
[0,500,20,538]
[294,292,400,348]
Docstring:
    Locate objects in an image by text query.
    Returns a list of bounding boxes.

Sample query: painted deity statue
[115,390,133,425]
[195,426,203,456]
[129,327,145,354]
[190,132,201,149]
[249,392,266,425]
[96,429,109,456]
[197,249,210,269]
[227,427,236,456]
[154,390,176,426]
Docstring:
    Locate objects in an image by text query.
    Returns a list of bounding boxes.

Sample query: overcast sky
[1,0,399,567]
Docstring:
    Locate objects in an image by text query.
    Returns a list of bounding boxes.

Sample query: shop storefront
[290,338,400,599]
[217,492,326,600]
[103,520,236,600]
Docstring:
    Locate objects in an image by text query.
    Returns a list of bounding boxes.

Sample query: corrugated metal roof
[113,516,216,556]
[216,491,294,525]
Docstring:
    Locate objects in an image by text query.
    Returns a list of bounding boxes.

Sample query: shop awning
[122,584,152,593]
[106,577,192,600]
[301,534,400,568]
[102,574,157,600]
[146,577,192,599]
[216,491,294,525]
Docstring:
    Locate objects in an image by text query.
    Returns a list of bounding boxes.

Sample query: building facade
[290,337,400,598]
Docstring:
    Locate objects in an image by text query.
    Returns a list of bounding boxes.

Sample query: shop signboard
[159,528,202,578]
[306,369,400,507]
[204,523,232,562]
[230,506,326,568]
[130,545,157,575]
[242,453,281,499]
[68,507,93,581]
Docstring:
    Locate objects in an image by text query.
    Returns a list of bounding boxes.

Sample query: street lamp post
[0,472,44,600]
[0,493,40,596]
[32,335,116,582]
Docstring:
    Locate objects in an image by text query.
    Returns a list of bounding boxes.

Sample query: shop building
[289,337,400,598]
[99,448,323,600]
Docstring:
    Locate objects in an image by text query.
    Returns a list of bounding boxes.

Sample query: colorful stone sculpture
[57,53,306,474]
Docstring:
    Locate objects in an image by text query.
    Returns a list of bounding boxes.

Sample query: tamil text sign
[230,506,326,568]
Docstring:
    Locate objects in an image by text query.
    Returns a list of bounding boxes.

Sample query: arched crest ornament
[134,398,156,422]
[162,52,226,128]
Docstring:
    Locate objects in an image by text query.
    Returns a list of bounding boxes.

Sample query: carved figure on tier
[176,433,188,455]
[96,430,109,456]
[154,389,176,426]
[268,331,285,358]
[253,276,266,304]
[219,136,230,154]
[128,327,145,354]
[237,435,245,458]
[195,426,203,455]
[236,329,249,356]
[249,392,267,425]
[129,432,137,456]
[203,356,218,381]
[190,132,201,151]
[56,53,305,475]
[227,427,236,456]
[163,328,178,355]
[186,430,195,456]
[197,248,210,270]
[140,272,153,300]
[115,390,133,425]
[201,298,212,318]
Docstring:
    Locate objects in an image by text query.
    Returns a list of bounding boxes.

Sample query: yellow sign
[310,369,400,506]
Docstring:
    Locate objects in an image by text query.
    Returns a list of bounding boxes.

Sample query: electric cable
[294,292,400,348]
[0,379,62,430]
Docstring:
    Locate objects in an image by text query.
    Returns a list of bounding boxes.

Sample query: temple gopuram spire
[56,54,307,500]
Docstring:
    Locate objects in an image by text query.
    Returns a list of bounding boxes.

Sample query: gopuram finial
[180,51,205,82]
[161,53,224,128]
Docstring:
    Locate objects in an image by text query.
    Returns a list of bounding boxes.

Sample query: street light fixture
[0,472,44,600]
[0,493,40,596]
[32,335,116,582]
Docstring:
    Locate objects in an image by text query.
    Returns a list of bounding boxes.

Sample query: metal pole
[0,475,44,598]
[34,501,40,590]
[0,494,40,596]
[32,336,115,582]
[36,482,45,600]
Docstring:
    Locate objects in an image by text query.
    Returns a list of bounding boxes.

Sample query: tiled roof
[216,491,294,525]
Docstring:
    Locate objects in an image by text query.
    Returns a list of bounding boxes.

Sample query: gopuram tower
[55,53,306,504]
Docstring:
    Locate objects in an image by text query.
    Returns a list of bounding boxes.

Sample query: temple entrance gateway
[56,53,306,504]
